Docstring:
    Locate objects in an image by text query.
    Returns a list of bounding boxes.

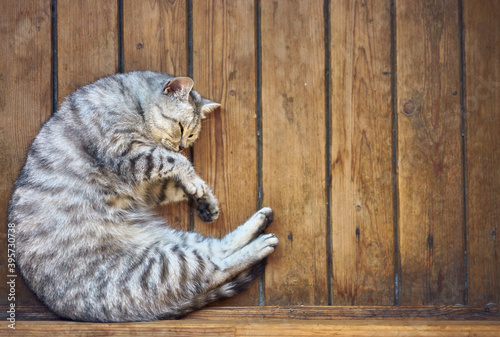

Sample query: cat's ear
[200,98,221,119]
[162,77,194,101]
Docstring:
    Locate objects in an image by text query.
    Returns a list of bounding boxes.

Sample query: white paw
[182,176,207,199]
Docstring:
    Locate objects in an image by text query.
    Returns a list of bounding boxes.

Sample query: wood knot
[403,101,416,115]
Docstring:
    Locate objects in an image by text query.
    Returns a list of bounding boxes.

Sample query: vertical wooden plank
[57,0,118,101]
[0,0,52,309]
[464,0,500,305]
[330,0,394,305]
[396,0,464,304]
[123,0,190,231]
[192,0,259,305]
[123,0,188,75]
[261,0,328,305]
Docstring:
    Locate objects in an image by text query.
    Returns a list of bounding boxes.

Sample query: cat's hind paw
[248,233,279,261]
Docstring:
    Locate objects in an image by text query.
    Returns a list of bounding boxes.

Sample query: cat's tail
[211,258,267,300]
[166,259,267,319]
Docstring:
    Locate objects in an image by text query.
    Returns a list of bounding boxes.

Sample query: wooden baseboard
[2,304,499,321]
[3,305,500,336]
[7,319,500,337]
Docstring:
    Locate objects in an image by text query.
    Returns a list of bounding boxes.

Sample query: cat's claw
[256,207,273,230]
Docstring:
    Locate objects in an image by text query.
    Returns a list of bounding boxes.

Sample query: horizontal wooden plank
[188,305,500,321]
[10,319,500,337]
[6,305,500,321]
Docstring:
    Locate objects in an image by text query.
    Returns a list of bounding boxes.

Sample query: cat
[8,71,278,322]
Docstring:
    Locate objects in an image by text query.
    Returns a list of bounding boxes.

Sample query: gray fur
[8,71,278,322]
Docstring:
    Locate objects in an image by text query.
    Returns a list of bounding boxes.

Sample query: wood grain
[191,0,259,305]
[464,0,500,305]
[122,0,191,231]
[10,319,500,337]
[6,304,500,321]
[261,0,328,305]
[396,0,464,304]
[0,0,52,310]
[57,0,118,102]
[330,0,394,305]
[123,0,188,75]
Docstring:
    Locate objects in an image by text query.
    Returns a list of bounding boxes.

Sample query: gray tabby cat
[8,71,278,322]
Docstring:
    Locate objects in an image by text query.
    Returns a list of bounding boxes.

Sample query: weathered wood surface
[396,0,464,305]
[0,0,52,309]
[330,0,394,306]
[9,319,500,337]
[0,0,499,320]
[57,0,118,101]
[464,0,500,306]
[5,304,500,321]
[123,0,191,231]
[261,0,328,305]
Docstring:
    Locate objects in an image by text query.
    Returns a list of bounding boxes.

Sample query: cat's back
[7,72,160,232]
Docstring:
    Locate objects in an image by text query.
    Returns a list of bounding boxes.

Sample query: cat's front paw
[182,176,208,199]
[181,176,219,222]
[195,193,219,222]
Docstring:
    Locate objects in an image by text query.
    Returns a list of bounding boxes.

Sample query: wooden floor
[9,320,500,337]
[5,306,500,336]
[1,0,499,335]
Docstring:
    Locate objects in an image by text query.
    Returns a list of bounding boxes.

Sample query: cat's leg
[220,207,274,255]
[150,209,278,320]
[203,208,278,287]
[111,144,219,222]
[149,179,188,206]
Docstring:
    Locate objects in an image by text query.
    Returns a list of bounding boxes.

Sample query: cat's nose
[178,145,185,151]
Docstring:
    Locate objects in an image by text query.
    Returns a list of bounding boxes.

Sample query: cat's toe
[258,207,273,228]
[252,233,279,259]
[182,182,198,196]
[263,233,279,248]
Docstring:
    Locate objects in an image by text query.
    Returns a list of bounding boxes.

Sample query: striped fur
[8,71,278,322]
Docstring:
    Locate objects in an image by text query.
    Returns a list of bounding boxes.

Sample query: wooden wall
[0,0,498,318]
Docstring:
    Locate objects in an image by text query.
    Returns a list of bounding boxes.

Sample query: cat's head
[145,77,220,152]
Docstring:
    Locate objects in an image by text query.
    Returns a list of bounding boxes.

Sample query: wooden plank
[0,0,52,310]
[123,0,188,75]
[187,305,500,321]
[330,0,394,305]
[7,304,500,321]
[261,0,328,305]
[11,320,500,337]
[57,0,118,101]
[396,0,464,305]
[191,0,259,305]
[464,0,500,305]
[122,0,190,231]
